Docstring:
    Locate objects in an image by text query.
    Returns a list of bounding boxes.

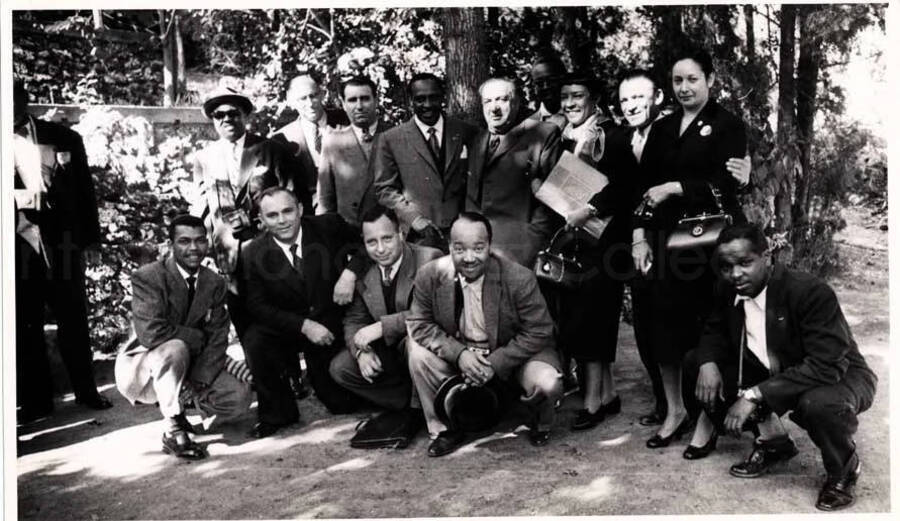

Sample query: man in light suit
[116,215,252,460]
[527,52,567,129]
[373,73,479,250]
[683,223,876,511]
[271,74,348,204]
[329,206,441,442]
[466,77,562,266]
[317,76,392,227]
[240,187,367,438]
[14,80,113,423]
[407,212,563,457]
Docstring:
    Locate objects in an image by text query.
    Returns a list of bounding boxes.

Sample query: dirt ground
[15,206,890,519]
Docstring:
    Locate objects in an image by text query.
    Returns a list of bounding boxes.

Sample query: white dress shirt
[414,114,444,149]
[175,261,200,290]
[301,114,328,166]
[458,274,488,345]
[380,254,404,284]
[630,123,653,163]
[273,230,304,268]
[351,121,380,145]
[218,134,246,187]
[735,287,769,369]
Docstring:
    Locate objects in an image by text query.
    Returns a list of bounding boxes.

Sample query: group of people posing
[13,43,875,512]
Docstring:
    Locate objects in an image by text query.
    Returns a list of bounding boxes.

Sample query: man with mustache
[466,77,562,266]
[317,76,392,227]
[406,212,563,456]
[373,73,479,250]
[116,214,252,460]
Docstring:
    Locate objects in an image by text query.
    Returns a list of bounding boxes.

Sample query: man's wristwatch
[738,387,763,404]
[586,204,599,217]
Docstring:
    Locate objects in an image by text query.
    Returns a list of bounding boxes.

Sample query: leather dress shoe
[162,431,207,460]
[571,408,605,431]
[683,431,718,460]
[287,375,310,401]
[248,420,296,439]
[729,437,799,478]
[816,456,861,511]
[427,430,465,457]
[639,410,665,426]
[646,415,693,449]
[75,393,113,410]
[599,396,621,416]
[528,428,551,447]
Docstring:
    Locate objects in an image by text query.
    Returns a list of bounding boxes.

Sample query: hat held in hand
[434,374,501,433]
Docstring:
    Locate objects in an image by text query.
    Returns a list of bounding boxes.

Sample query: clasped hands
[458,349,495,386]
[353,323,384,383]
[695,362,758,437]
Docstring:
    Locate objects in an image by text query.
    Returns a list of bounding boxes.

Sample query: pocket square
[459,145,468,159]
[56,151,72,166]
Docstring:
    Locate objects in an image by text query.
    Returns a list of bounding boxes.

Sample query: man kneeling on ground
[406,212,563,457]
[116,215,252,460]
[683,222,877,511]
[329,206,442,447]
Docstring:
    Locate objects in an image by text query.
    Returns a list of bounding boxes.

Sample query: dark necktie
[186,275,197,311]
[427,127,440,160]
[488,134,500,156]
[314,126,322,154]
[381,266,392,287]
[362,127,374,143]
[289,244,304,276]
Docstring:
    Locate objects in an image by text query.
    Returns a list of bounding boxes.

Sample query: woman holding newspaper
[631,46,748,452]
[550,72,638,431]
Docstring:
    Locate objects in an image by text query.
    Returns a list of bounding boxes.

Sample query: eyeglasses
[211,110,242,120]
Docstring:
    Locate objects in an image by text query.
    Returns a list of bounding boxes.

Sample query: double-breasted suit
[329,243,442,410]
[15,116,105,415]
[466,118,562,266]
[687,265,877,476]
[406,254,562,435]
[240,215,365,422]
[373,117,479,232]
[317,121,392,227]
[116,256,251,423]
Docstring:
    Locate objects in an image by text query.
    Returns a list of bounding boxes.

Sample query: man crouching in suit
[116,215,253,460]
[406,212,563,457]
[329,206,442,447]
[682,223,876,511]
[241,187,367,438]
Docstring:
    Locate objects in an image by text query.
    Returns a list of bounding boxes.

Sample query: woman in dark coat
[553,73,636,430]
[632,47,747,448]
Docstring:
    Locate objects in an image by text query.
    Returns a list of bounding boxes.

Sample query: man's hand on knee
[696,362,725,408]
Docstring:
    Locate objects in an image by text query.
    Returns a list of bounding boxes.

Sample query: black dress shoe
[287,375,310,401]
[816,456,861,511]
[162,431,207,460]
[528,428,551,447]
[571,408,605,431]
[75,393,113,410]
[248,420,295,439]
[427,430,465,457]
[638,410,665,426]
[599,396,622,416]
[646,415,693,449]
[729,436,799,478]
[683,432,718,460]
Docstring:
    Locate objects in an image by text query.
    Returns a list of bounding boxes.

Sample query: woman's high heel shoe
[646,415,692,449]
[683,431,719,460]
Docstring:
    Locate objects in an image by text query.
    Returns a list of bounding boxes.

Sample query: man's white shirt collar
[220,133,246,156]
[174,261,199,286]
[301,113,328,130]
[351,121,379,143]
[380,254,404,282]
[458,273,485,290]
[273,230,304,266]
[414,114,444,145]
[734,285,767,310]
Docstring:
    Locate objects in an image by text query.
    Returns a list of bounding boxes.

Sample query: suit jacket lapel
[482,258,502,350]
[404,121,440,175]
[362,264,388,320]
[443,119,462,173]
[437,269,458,337]
[394,243,416,311]
[468,132,490,205]
[233,134,262,194]
[486,122,525,168]
[163,256,191,324]
[764,266,786,373]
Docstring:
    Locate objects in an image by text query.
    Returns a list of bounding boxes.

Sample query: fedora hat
[202,86,254,118]
[434,374,501,433]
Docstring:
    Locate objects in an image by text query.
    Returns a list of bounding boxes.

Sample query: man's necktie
[427,127,440,160]
[381,266,392,287]
[488,134,500,155]
[186,275,197,311]
[314,126,322,154]
[289,244,303,275]
[362,127,374,143]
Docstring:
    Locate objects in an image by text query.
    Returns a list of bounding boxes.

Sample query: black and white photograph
[2,1,892,518]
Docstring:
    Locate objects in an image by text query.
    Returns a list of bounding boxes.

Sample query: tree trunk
[442,8,490,122]
[174,13,187,104]
[159,10,175,107]
[556,6,592,72]
[92,9,104,30]
[773,5,798,241]
[744,4,755,62]
[794,5,823,224]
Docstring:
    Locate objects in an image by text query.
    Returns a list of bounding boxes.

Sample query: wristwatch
[586,204,598,217]
[738,387,763,404]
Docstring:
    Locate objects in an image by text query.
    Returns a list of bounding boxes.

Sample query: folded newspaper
[535,150,611,239]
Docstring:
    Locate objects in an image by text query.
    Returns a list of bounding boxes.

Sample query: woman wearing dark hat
[551,72,637,431]
[631,46,748,451]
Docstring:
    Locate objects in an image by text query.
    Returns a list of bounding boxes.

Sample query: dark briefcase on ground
[350,409,416,449]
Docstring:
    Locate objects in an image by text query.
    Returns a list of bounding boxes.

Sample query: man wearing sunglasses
[192,87,309,341]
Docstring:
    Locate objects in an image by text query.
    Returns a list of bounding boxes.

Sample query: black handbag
[666,185,732,251]
[533,227,591,290]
